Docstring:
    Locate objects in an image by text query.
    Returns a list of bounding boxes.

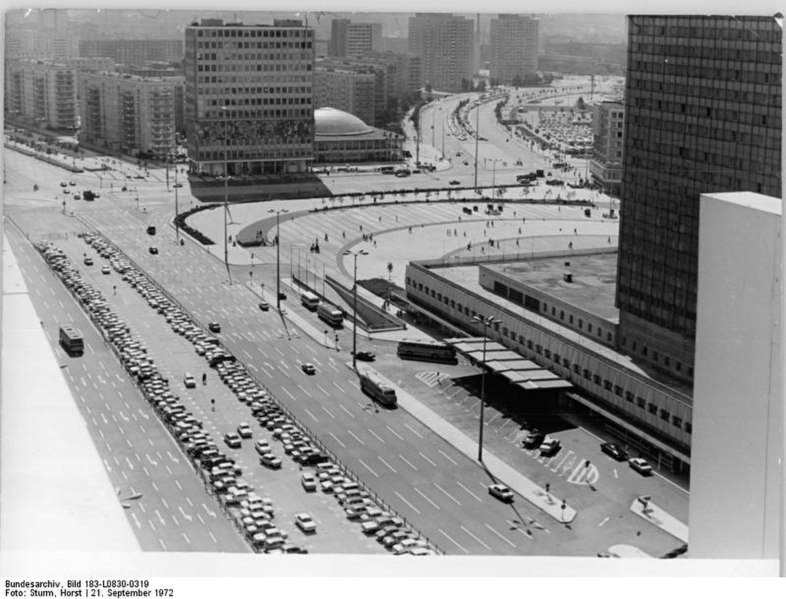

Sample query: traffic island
[630,496,689,543]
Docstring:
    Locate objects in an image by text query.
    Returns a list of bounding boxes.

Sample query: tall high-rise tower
[408,13,474,92]
[489,14,539,85]
[616,15,781,381]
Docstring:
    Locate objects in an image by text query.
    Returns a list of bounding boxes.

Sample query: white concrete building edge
[1,238,140,552]
[689,192,782,559]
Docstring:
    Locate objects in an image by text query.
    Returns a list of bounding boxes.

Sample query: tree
[387,262,393,281]
[475,79,487,92]
[576,96,587,111]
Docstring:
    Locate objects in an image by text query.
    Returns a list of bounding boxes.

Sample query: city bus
[396,339,457,364]
[317,302,343,328]
[59,324,84,356]
[300,291,320,311]
[359,372,397,408]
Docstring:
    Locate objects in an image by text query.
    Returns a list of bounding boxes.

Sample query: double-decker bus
[300,291,320,311]
[396,339,457,364]
[59,325,84,356]
[359,372,397,408]
[317,302,343,328]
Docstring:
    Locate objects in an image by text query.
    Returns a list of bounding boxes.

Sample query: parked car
[353,350,376,362]
[449,180,460,185]
[84,257,94,266]
[628,457,653,476]
[101,265,111,274]
[539,438,562,457]
[258,301,270,311]
[300,472,318,492]
[522,431,546,449]
[488,483,514,503]
[600,442,629,462]
[237,423,253,439]
[259,453,282,469]
[208,322,221,333]
[183,373,196,388]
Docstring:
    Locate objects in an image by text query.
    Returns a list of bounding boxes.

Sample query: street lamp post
[471,314,501,462]
[219,105,233,285]
[174,162,180,245]
[268,208,288,312]
[473,96,481,190]
[343,249,368,370]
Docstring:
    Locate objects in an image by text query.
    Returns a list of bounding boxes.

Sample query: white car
[628,457,653,476]
[488,483,514,503]
[237,423,253,439]
[294,513,317,533]
[301,472,318,492]
[183,373,196,388]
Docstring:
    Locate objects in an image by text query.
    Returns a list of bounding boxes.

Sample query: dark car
[258,301,270,311]
[449,180,461,185]
[353,350,376,362]
[147,225,156,235]
[208,322,221,333]
[600,442,628,462]
[148,246,158,255]
[522,431,545,449]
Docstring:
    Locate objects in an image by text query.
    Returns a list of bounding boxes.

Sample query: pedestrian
[202,373,207,385]
[113,285,117,295]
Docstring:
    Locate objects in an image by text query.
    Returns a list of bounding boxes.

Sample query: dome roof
[314,107,373,136]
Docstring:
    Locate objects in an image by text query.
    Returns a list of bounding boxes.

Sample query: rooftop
[314,107,373,137]
[485,252,620,322]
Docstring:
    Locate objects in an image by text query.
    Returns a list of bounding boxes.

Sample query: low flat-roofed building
[405,254,693,474]
[314,107,403,164]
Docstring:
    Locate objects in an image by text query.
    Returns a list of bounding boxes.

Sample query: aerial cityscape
[1,7,782,577]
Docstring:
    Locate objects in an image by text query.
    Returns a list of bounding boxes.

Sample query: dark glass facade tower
[616,15,781,381]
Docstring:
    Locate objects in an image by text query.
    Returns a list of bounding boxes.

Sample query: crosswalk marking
[415,370,450,388]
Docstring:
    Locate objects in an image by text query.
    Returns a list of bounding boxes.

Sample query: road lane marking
[332,381,345,392]
[394,491,421,515]
[161,498,169,509]
[131,514,141,529]
[357,458,379,478]
[346,429,365,446]
[280,386,296,401]
[315,384,330,396]
[399,454,418,471]
[209,532,218,544]
[321,406,335,419]
[329,432,346,448]
[368,429,385,444]
[460,526,491,550]
[599,516,610,527]
[413,487,440,510]
[182,533,191,545]
[418,451,437,467]
[438,529,469,554]
[159,539,166,551]
[179,506,192,522]
[304,408,319,422]
[296,383,312,398]
[378,456,398,473]
[485,523,516,547]
[438,449,458,465]
[338,403,355,419]
[404,423,423,438]
[433,482,462,505]
[455,480,483,502]
[386,425,404,440]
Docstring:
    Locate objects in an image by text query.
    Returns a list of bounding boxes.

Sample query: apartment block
[408,13,473,92]
[589,100,624,196]
[4,60,78,129]
[314,67,376,127]
[329,19,382,57]
[78,71,180,158]
[489,14,539,84]
[78,39,184,66]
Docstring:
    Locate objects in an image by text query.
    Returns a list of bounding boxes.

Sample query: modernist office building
[589,100,625,197]
[183,18,315,176]
[78,71,180,159]
[616,15,782,380]
[489,14,539,85]
[78,39,184,67]
[408,13,474,92]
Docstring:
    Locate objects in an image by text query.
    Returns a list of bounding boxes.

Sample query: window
[588,324,593,333]
[672,415,682,428]
[569,315,574,324]
[544,349,551,359]
[685,422,692,434]
[573,364,581,375]
[625,391,634,403]
[660,409,670,421]
[648,403,658,415]
[613,385,623,397]
[593,374,602,385]
[636,397,646,408]
[583,369,591,380]
[535,344,542,354]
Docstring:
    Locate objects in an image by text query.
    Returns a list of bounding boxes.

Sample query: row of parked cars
[76,231,439,556]
[79,232,314,554]
[213,356,439,556]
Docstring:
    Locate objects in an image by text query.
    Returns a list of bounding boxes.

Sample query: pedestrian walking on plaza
[202,373,207,385]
